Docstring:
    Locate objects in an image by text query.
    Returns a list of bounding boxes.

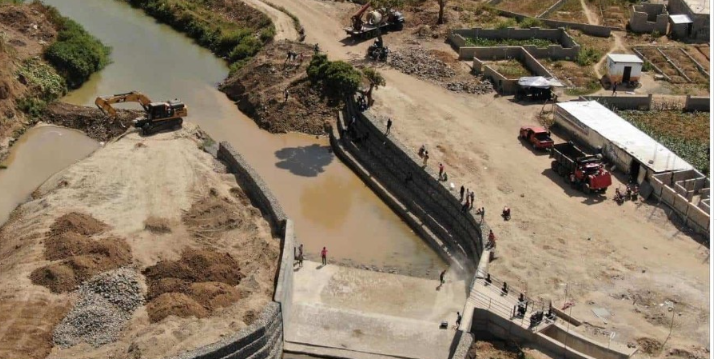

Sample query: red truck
[519,126,554,150]
[550,142,612,194]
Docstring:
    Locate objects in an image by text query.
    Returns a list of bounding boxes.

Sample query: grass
[17,58,67,101]
[546,0,589,23]
[495,59,532,78]
[618,110,709,175]
[465,37,557,48]
[564,81,600,95]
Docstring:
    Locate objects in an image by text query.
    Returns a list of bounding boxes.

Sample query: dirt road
[245,0,299,41]
[267,0,709,353]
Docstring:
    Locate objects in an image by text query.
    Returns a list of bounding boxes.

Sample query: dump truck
[519,126,554,150]
[550,142,612,194]
[344,3,404,39]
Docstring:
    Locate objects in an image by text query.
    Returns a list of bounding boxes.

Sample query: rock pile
[54,267,144,348]
[387,46,494,95]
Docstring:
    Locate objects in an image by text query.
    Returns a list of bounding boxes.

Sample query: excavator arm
[94,91,153,117]
[351,3,371,30]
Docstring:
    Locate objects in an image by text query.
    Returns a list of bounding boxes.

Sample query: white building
[553,101,692,182]
[605,54,643,85]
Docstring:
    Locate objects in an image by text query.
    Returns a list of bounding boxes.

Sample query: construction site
[0,0,711,359]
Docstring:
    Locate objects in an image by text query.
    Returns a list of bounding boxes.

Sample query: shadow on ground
[275,144,334,177]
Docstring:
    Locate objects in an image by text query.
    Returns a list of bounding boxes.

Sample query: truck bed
[552,143,585,162]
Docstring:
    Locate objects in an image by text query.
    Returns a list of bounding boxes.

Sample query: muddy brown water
[5,0,444,274]
[0,125,99,225]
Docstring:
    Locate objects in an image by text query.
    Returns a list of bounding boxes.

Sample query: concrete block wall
[494,9,614,37]
[451,28,580,60]
[666,0,710,41]
[629,4,669,34]
[538,0,568,19]
[336,106,485,272]
[580,95,653,110]
[273,219,295,338]
[685,95,710,112]
[649,169,710,236]
[472,48,554,94]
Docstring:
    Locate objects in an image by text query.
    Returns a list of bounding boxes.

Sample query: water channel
[0,0,444,273]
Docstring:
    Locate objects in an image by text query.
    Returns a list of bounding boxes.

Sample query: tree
[437,0,447,24]
[362,67,385,107]
[324,61,362,97]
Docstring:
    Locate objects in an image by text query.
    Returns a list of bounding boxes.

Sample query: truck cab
[519,126,554,150]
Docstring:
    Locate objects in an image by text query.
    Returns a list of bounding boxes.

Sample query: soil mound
[49,212,108,237]
[221,40,339,135]
[30,213,132,293]
[144,216,171,233]
[182,189,259,239]
[146,292,210,323]
[143,249,244,322]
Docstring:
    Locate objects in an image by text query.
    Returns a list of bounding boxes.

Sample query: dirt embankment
[0,123,279,359]
[0,2,58,157]
[41,102,142,142]
[221,40,340,135]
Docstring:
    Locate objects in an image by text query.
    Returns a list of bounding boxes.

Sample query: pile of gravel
[388,46,494,95]
[388,46,456,80]
[54,267,144,348]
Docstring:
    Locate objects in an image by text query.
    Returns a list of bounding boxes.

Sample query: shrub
[228,36,261,61]
[17,97,47,118]
[307,54,330,82]
[519,17,543,28]
[576,47,600,66]
[496,18,518,29]
[44,17,111,89]
[259,26,276,43]
[17,58,67,101]
[228,59,249,76]
[215,29,252,55]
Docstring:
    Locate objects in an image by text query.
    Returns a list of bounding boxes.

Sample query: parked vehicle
[519,126,554,150]
[550,142,612,194]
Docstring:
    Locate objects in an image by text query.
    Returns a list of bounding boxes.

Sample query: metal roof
[518,76,564,88]
[669,14,694,23]
[607,54,643,64]
[556,101,693,173]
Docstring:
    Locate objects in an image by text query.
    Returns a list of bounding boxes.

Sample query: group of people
[284,50,304,65]
[294,245,329,268]
[418,144,430,166]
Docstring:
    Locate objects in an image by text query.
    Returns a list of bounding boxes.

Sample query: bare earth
[264,0,710,355]
[0,123,279,359]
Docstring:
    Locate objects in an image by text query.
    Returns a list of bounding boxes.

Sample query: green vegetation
[16,97,47,118]
[576,47,600,66]
[126,0,274,70]
[496,59,532,78]
[362,67,385,105]
[518,17,543,28]
[17,58,67,102]
[465,36,556,47]
[43,7,111,89]
[307,54,362,97]
[564,81,600,95]
[496,18,518,29]
[0,0,23,4]
[619,110,709,175]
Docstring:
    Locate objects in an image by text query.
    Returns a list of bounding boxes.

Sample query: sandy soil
[245,0,299,41]
[0,123,279,359]
[264,0,710,356]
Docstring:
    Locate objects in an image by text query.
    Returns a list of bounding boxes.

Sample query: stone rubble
[53,267,144,348]
[387,46,494,95]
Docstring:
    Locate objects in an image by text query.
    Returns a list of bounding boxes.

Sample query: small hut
[605,54,643,85]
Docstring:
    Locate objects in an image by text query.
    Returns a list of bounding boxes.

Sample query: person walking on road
[321,246,328,265]
[612,82,617,96]
[385,118,392,135]
[455,311,462,329]
[440,269,447,284]
[298,244,304,268]
[423,151,429,166]
[470,191,475,208]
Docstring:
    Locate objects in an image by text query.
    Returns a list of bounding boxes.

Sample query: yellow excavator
[94,91,188,135]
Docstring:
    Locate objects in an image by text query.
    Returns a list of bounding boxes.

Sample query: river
[0,0,443,274]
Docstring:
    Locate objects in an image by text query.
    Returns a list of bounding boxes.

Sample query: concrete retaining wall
[334,104,486,273]
[451,28,580,60]
[629,4,669,34]
[171,302,283,359]
[537,0,567,19]
[450,331,477,359]
[470,309,633,359]
[685,95,710,112]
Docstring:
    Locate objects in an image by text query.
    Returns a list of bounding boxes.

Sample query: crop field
[495,0,559,16]
[489,59,533,78]
[619,110,710,175]
[588,0,630,27]
[546,0,589,23]
[465,37,558,47]
[635,46,709,85]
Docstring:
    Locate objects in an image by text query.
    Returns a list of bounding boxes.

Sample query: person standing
[455,311,462,329]
[423,151,429,166]
[439,269,447,285]
[385,118,392,135]
[460,185,465,201]
[438,163,444,179]
[298,244,304,268]
[470,191,475,208]
[611,82,617,96]
[321,246,328,265]
[284,88,289,103]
